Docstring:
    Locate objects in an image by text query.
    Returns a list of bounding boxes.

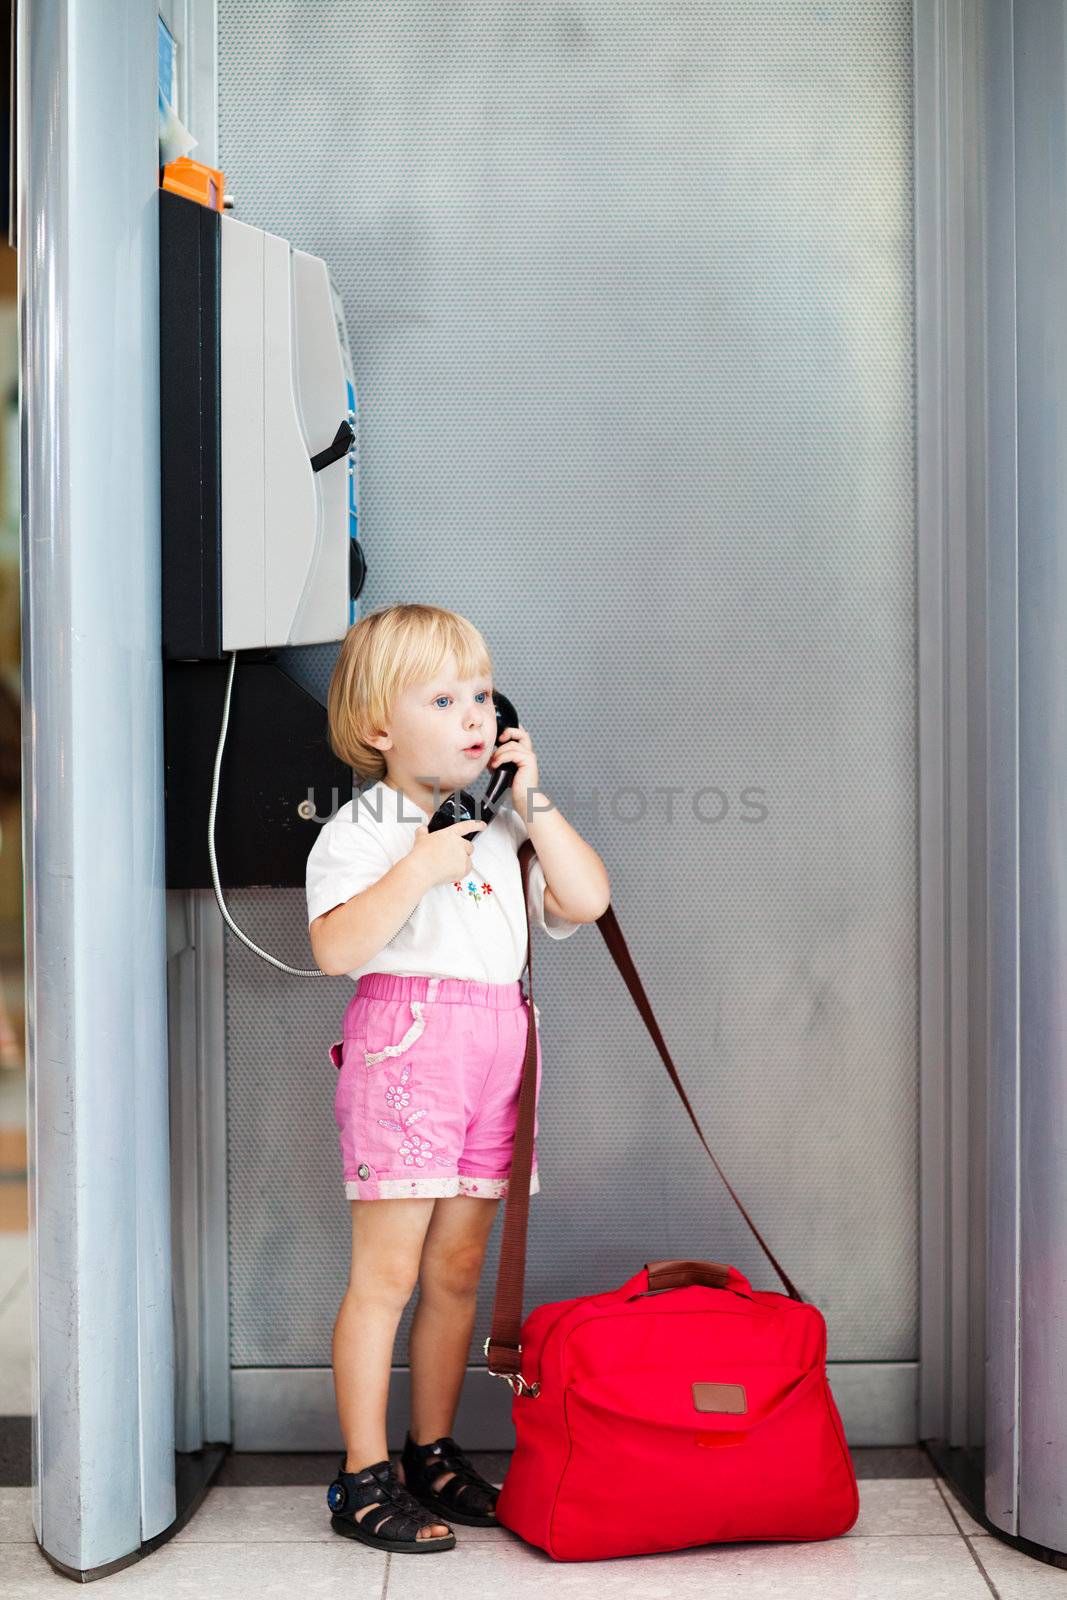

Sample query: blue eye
[434,690,492,708]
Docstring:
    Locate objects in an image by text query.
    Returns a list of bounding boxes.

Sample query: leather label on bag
[692,1381,747,1413]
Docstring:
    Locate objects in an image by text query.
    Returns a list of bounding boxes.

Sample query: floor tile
[969,1534,1067,1595]
[384,1533,996,1598]
[172,1483,354,1543]
[0,1539,387,1596]
[848,1478,962,1536]
[0,1483,33,1542]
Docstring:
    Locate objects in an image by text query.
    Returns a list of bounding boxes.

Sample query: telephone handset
[426,688,521,839]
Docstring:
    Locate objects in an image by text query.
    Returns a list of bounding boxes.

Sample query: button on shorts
[328,972,543,1201]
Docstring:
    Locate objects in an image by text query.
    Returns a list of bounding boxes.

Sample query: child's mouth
[462,742,485,758]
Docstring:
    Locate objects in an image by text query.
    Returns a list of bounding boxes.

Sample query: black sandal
[327,1456,457,1552]
[400,1431,501,1527]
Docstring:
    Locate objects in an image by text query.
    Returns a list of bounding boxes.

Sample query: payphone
[159,189,363,971]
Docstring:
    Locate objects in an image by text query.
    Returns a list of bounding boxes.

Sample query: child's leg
[334,1194,452,1540]
[407,1193,502,1454]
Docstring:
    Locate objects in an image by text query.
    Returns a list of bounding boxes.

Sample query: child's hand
[411,819,489,889]
[491,724,540,815]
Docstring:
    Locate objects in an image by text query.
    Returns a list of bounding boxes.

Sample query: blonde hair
[327,604,494,783]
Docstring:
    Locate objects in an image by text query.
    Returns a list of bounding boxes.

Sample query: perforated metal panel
[219,1,916,1373]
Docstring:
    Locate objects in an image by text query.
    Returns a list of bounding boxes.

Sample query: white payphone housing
[220,215,359,650]
[160,189,364,659]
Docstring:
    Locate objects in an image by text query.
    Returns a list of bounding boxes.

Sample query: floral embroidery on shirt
[376,1058,452,1169]
[453,876,493,906]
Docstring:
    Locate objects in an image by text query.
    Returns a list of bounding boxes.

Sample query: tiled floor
[3,1457,1067,1596]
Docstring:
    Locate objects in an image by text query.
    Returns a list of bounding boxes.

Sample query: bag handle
[485,842,805,1389]
[647,1258,736,1292]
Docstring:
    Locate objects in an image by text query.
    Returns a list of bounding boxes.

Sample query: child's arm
[310,852,433,977]
[489,722,610,925]
[523,794,611,925]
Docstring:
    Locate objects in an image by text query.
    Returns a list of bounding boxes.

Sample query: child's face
[375,653,495,799]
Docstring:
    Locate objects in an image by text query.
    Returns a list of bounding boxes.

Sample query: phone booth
[16,0,1067,1582]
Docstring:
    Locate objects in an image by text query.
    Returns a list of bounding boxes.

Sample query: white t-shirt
[305,780,581,984]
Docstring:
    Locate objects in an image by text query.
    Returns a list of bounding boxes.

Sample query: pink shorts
[328,972,543,1201]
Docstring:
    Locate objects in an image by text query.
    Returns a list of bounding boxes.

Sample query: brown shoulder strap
[485,842,804,1382]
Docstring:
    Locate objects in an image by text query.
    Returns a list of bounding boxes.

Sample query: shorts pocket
[360,996,435,1071]
[333,1036,364,1131]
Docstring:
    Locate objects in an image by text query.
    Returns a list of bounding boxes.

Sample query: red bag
[487,841,859,1561]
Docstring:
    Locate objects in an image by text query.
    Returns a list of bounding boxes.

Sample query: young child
[306,603,610,1554]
